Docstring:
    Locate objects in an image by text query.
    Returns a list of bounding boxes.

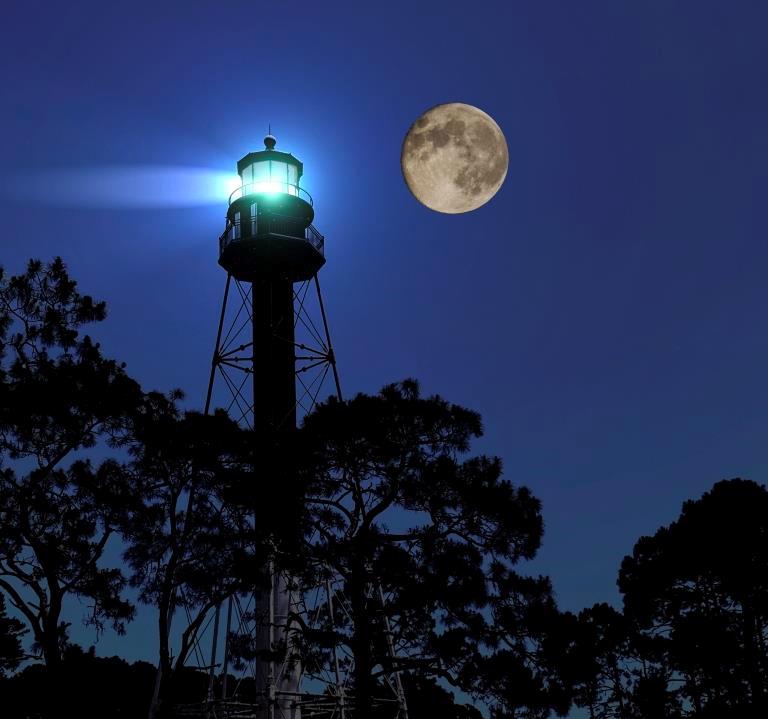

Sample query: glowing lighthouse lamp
[219,134,324,285]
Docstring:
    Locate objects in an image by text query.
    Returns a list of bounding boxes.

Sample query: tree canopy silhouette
[564,478,768,719]
[0,592,25,677]
[121,394,266,718]
[618,478,768,717]
[9,258,766,719]
[0,258,142,681]
[0,643,157,719]
[291,380,553,717]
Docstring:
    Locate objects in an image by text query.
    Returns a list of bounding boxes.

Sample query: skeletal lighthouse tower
[199,136,407,719]
[204,134,340,719]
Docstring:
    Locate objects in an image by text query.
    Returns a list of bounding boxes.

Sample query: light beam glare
[6,166,243,209]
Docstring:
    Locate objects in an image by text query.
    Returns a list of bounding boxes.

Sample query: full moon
[401,103,508,214]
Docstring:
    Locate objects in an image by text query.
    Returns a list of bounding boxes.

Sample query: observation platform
[219,186,325,283]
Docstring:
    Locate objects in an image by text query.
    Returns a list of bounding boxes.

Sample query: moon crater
[401,103,508,214]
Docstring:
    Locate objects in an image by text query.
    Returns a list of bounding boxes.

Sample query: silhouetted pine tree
[121,398,265,719]
[618,478,768,717]
[567,479,768,719]
[0,592,25,676]
[0,258,142,697]
[290,380,555,717]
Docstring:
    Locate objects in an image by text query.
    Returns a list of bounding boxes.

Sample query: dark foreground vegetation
[0,259,766,718]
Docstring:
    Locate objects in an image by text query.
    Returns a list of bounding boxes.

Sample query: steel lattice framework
[204,273,341,428]
[174,269,408,719]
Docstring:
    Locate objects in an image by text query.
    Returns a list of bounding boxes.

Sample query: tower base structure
[173,270,407,719]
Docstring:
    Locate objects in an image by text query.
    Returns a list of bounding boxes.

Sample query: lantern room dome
[232,134,307,202]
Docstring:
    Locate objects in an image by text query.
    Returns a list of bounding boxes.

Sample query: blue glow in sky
[2,4,768,715]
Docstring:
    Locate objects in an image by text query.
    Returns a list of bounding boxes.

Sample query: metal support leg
[206,602,222,717]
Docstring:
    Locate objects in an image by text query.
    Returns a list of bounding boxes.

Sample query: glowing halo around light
[6,166,244,209]
[254,181,285,195]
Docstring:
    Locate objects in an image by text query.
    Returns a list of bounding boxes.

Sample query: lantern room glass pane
[270,161,288,181]
[253,161,270,183]
[241,159,301,195]
[287,165,298,195]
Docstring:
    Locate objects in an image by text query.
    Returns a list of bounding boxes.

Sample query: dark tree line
[0,258,767,719]
[573,478,768,719]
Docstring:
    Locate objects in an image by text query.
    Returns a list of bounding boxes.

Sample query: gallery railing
[219,217,324,256]
[228,182,313,206]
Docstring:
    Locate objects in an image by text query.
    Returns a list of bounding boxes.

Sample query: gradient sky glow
[2,2,768,714]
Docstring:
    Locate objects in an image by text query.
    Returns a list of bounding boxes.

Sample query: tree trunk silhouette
[148,586,174,719]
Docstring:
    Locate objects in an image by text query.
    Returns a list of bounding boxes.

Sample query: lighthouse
[200,135,405,719]
[212,134,330,719]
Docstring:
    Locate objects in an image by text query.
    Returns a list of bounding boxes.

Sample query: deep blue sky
[2,0,768,697]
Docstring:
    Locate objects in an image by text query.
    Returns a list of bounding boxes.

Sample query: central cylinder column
[252,279,296,432]
[252,278,301,719]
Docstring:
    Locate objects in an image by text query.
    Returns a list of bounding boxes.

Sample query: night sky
[2,0,768,699]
